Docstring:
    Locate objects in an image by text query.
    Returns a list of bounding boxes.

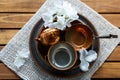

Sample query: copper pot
[37,28,60,46]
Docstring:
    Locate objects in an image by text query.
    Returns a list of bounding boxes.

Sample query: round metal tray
[29,14,99,78]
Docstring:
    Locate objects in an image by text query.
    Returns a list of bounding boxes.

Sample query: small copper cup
[65,23,94,51]
[37,28,60,46]
[48,42,78,71]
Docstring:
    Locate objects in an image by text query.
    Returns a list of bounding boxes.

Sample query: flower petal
[57,16,65,25]
[41,1,78,30]
[79,48,89,71]
[85,50,97,62]
[80,59,89,72]
[79,48,88,59]
[14,57,25,69]
[66,22,71,27]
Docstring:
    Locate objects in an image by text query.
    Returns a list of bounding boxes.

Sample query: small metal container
[65,23,94,51]
[48,42,78,71]
[37,28,60,46]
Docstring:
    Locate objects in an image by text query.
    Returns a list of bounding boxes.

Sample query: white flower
[42,1,79,30]
[85,50,97,62]
[14,49,30,69]
[79,48,97,72]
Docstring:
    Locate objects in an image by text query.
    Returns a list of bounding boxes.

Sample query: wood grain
[0,14,32,28]
[102,14,120,28]
[0,62,120,79]
[0,0,45,12]
[0,64,19,79]
[1,0,120,13]
[93,62,120,78]
[82,0,120,13]
[0,30,18,44]
[107,46,120,61]
[0,14,120,28]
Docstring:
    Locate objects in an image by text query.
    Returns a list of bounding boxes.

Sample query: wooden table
[0,0,120,79]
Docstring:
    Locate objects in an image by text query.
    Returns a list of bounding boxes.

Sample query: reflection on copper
[65,23,94,51]
[37,28,60,46]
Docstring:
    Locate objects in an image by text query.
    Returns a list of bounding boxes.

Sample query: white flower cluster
[79,48,97,72]
[14,49,30,69]
[42,1,79,30]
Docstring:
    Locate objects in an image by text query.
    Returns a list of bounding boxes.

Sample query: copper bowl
[65,23,94,51]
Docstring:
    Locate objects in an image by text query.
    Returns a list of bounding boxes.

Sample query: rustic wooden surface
[0,0,120,79]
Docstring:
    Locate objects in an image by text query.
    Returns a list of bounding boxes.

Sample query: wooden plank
[0,30,18,44]
[0,0,120,13]
[0,63,19,79]
[102,14,120,28]
[0,0,45,12]
[93,62,120,78]
[0,14,33,28]
[107,46,120,61]
[0,14,120,28]
[81,0,120,13]
[0,46,4,50]
[0,62,120,79]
